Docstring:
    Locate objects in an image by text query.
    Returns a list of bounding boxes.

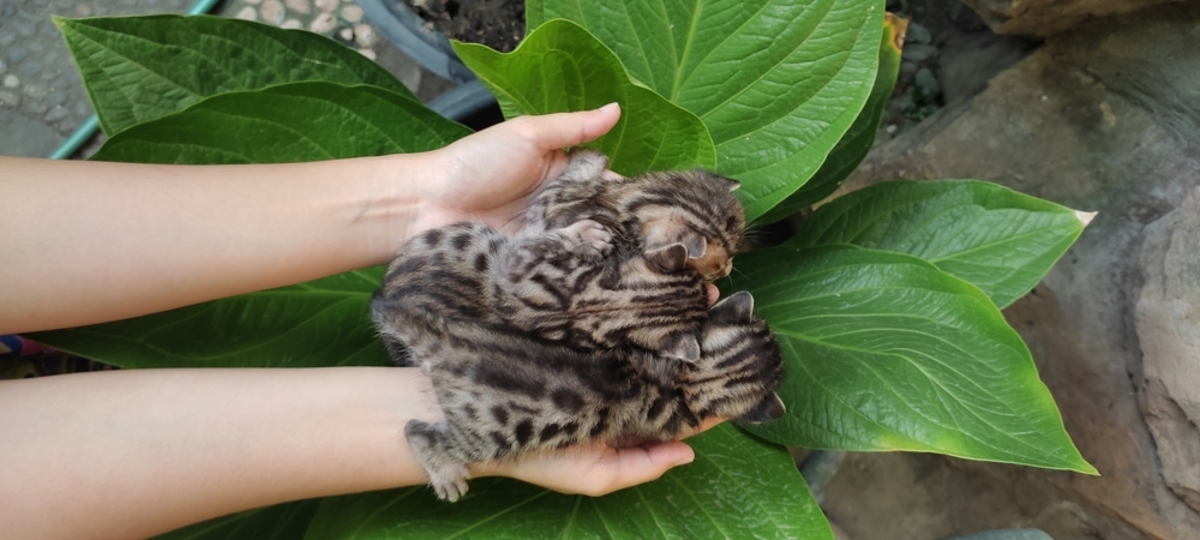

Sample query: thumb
[514,103,621,151]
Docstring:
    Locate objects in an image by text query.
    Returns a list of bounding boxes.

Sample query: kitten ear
[645,243,689,273]
[710,291,755,323]
[678,229,707,259]
[723,178,741,192]
[663,334,701,363]
[734,392,786,425]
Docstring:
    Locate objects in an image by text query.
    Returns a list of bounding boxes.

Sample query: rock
[357,48,376,61]
[260,0,285,25]
[820,2,1200,538]
[901,43,938,62]
[309,12,336,33]
[341,4,363,23]
[940,530,1052,540]
[906,22,932,44]
[3,74,17,88]
[338,27,353,41]
[315,0,337,13]
[1137,186,1200,513]
[280,18,302,30]
[285,0,310,15]
[354,23,376,48]
[958,0,1184,36]
[44,105,68,122]
[234,6,257,21]
[0,90,18,107]
[7,45,27,65]
[913,68,940,100]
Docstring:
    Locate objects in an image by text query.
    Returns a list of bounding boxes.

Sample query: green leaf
[728,245,1095,474]
[32,269,388,368]
[756,14,905,224]
[452,19,716,175]
[154,500,320,540]
[31,82,470,368]
[303,425,831,540]
[526,0,885,222]
[56,15,413,135]
[789,180,1088,308]
[88,82,469,164]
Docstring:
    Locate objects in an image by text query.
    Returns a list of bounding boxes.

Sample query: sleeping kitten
[494,150,747,360]
[374,288,785,502]
[375,220,703,363]
[523,149,745,281]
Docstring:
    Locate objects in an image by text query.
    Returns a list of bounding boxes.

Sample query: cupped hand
[470,417,723,497]
[415,104,621,235]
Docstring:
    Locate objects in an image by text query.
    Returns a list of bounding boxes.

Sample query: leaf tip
[1074,210,1098,227]
[884,13,909,54]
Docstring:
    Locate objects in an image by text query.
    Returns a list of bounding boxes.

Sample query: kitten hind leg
[405,419,472,502]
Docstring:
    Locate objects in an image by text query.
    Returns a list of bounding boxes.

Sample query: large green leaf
[32,269,388,368]
[756,14,904,225]
[31,82,470,368]
[154,500,321,540]
[789,180,1089,308]
[88,82,468,164]
[727,245,1095,474]
[453,19,716,175]
[526,0,885,222]
[57,15,414,135]
[302,424,831,540]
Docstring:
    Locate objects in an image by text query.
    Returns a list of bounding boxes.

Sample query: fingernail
[599,102,620,113]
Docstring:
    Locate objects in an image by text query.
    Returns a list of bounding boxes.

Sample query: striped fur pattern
[503,149,747,360]
[373,277,784,501]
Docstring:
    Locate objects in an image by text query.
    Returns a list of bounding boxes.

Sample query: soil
[402,0,525,53]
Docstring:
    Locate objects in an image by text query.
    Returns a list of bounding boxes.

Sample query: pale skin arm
[0,367,706,540]
[0,105,720,540]
[0,104,617,334]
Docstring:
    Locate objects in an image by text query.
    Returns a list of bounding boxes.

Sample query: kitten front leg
[560,219,613,258]
[405,419,472,502]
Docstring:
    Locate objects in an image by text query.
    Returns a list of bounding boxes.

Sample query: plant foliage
[42,3,1095,538]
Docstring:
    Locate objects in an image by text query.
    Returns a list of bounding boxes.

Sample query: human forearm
[0,155,430,333]
[0,367,439,540]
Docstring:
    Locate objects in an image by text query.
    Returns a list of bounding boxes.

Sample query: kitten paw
[429,461,472,502]
[564,219,613,258]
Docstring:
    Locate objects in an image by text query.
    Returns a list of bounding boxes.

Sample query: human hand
[469,417,723,497]
[414,104,621,235]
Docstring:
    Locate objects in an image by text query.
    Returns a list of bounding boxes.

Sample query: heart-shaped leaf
[789,180,1089,308]
[31,82,469,368]
[526,0,885,221]
[453,19,716,176]
[302,424,831,540]
[57,15,413,135]
[727,245,1095,474]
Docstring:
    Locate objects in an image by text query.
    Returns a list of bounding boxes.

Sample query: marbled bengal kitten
[374,279,784,501]
[499,149,747,361]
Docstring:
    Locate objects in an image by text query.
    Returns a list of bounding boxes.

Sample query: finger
[514,103,622,151]
[706,283,719,306]
[595,442,695,495]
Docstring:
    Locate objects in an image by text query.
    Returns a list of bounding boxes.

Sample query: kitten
[375,288,785,502]
[524,149,745,282]
[496,149,747,360]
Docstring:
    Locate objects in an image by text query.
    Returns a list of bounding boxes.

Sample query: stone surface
[958,0,1188,36]
[284,0,309,15]
[1137,186,1200,513]
[821,2,1200,539]
[308,11,335,33]
[259,0,284,24]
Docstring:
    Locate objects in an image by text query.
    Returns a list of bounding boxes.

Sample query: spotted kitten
[374,282,784,501]
[497,149,747,361]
